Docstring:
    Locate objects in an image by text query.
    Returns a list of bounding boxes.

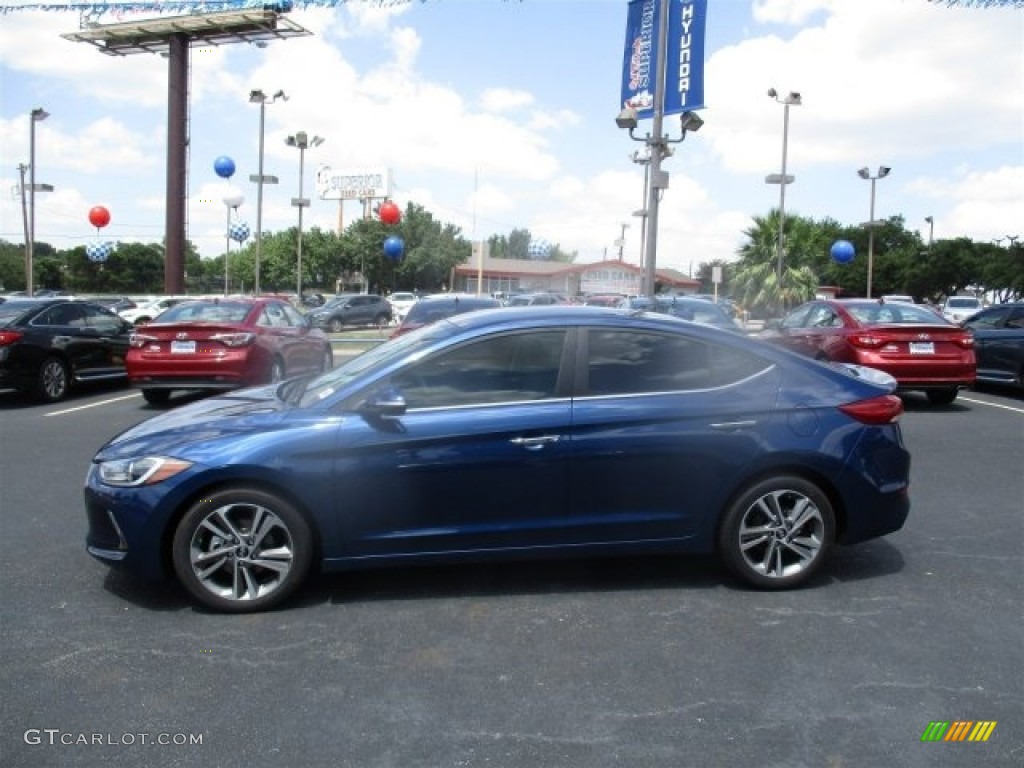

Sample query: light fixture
[679,111,704,133]
[615,107,639,131]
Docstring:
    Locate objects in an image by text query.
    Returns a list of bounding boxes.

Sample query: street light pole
[630,149,651,278]
[249,89,287,296]
[858,165,891,298]
[28,107,49,296]
[766,89,800,279]
[925,215,934,249]
[285,131,324,300]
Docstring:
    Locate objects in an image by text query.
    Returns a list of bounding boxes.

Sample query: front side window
[390,330,567,409]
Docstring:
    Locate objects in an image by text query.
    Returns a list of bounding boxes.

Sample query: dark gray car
[307,294,393,332]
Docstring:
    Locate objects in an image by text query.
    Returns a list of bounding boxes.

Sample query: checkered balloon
[86,241,115,263]
[527,239,551,259]
[229,221,251,243]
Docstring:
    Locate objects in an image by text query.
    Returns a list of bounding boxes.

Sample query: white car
[942,296,984,324]
[387,292,419,323]
[118,296,187,325]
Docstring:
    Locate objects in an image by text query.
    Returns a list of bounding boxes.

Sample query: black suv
[307,294,392,332]
[0,298,134,401]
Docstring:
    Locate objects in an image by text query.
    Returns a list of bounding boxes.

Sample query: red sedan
[759,298,975,405]
[127,297,333,404]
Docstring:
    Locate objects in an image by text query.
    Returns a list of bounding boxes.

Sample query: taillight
[848,333,886,349]
[839,394,903,425]
[953,335,974,349]
[129,332,155,349]
[210,332,256,348]
[0,331,24,347]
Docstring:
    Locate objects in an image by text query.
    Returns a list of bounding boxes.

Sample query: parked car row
[3,295,1021,403]
[0,296,331,402]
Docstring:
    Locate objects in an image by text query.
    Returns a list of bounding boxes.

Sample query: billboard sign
[315,167,392,200]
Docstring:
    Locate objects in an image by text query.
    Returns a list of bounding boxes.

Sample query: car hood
[94,385,294,461]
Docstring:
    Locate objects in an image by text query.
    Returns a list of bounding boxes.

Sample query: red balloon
[88,206,111,229]
[378,201,401,226]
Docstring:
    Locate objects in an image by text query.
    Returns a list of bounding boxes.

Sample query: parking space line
[45,392,142,417]
[959,396,1024,415]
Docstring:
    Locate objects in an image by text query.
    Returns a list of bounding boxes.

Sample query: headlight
[97,457,193,487]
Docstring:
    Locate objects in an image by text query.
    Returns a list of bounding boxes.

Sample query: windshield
[295,320,459,406]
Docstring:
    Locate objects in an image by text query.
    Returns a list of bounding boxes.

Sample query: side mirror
[358,387,407,419]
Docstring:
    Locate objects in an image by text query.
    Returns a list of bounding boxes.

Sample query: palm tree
[731,261,818,317]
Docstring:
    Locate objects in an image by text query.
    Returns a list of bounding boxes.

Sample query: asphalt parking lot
[0,383,1021,768]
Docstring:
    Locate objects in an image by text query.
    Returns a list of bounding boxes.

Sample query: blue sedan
[84,306,911,612]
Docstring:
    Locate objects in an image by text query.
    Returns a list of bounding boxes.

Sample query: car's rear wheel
[718,475,835,589]
[374,313,389,327]
[142,389,171,405]
[171,487,314,613]
[36,356,69,402]
[926,387,959,405]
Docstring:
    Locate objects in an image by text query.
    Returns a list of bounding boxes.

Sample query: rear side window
[584,329,770,395]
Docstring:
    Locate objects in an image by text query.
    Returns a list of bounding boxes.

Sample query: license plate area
[909,341,935,355]
[171,340,196,354]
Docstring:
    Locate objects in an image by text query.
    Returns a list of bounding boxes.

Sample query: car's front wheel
[36,356,69,402]
[718,475,835,589]
[328,318,344,333]
[171,488,314,613]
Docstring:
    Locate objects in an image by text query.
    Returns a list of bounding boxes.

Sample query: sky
[0,0,1022,280]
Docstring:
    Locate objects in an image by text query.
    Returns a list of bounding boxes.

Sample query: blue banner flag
[621,0,706,119]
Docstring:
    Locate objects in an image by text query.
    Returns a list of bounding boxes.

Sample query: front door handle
[509,435,561,451]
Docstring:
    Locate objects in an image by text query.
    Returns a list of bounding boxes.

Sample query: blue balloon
[383,235,405,262]
[214,156,236,179]
[831,239,855,264]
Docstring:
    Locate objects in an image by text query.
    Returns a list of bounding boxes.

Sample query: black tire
[320,347,333,372]
[269,358,285,383]
[718,475,835,590]
[142,389,171,405]
[926,387,958,405]
[374,313,390,328]
[35,356,69,402]
[328,318,344,333]
[171,487,314,613]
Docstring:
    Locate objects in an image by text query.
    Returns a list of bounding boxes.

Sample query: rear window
[156,302,253,323]
[946,298,981,309]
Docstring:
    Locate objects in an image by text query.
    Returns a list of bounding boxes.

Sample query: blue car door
[326,329,573,560]
[567,327,782,546]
